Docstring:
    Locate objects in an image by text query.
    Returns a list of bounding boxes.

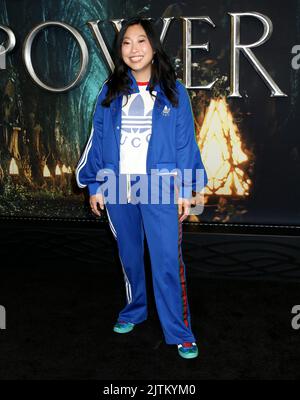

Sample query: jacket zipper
[146,94,160,174]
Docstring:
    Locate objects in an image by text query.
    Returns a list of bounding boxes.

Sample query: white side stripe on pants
[106,207,132,304]
[106,208,117,239]
[120,258,132,304]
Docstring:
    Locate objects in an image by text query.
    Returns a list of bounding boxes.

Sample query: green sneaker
[113,320,135,334]
[177,342,198,359]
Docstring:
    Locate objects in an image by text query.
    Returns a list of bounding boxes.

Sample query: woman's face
[121,24,154,79]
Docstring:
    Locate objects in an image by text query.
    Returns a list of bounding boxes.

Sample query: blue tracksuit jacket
[76,69,208,200]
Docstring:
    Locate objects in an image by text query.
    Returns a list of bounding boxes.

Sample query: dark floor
[0,220,300,380]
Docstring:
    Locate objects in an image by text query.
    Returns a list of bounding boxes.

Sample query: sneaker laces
[178,342,197,352]
[116,320,133,326]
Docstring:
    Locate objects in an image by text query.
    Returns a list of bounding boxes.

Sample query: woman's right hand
[89,193,105,216]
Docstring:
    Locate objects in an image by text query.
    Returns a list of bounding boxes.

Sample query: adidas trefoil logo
[162,105,170,116]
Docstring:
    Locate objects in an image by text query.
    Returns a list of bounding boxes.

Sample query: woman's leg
[139,202,196,344]
[105,202,148,324]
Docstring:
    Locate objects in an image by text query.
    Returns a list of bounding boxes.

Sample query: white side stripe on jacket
[75,80,108,188]
[75,126,94,188]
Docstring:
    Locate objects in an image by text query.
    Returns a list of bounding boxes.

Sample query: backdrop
[0,0,299,227]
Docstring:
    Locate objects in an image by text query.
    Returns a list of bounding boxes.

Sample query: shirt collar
[127,68,162,94]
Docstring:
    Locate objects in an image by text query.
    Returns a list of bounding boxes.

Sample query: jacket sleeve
[175,80,208,199]
[75,81,108,196]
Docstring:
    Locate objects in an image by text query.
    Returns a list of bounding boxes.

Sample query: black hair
[101,17,178,107]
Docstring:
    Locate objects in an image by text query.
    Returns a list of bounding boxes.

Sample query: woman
[76,17,208,359]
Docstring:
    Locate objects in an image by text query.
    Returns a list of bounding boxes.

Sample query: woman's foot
[177,342,198,359]
[113,320,135,334]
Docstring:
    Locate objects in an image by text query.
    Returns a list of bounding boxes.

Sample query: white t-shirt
[119,82,156,174]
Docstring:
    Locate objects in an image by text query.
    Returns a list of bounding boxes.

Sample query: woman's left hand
[177,197,191,222]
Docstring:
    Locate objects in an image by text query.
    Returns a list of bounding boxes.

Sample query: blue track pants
[105,175,196,345]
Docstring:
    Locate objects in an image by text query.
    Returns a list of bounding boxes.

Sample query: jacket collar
[127,68,163,94]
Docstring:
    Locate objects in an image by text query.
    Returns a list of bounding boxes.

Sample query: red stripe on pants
[178,221,189,327]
